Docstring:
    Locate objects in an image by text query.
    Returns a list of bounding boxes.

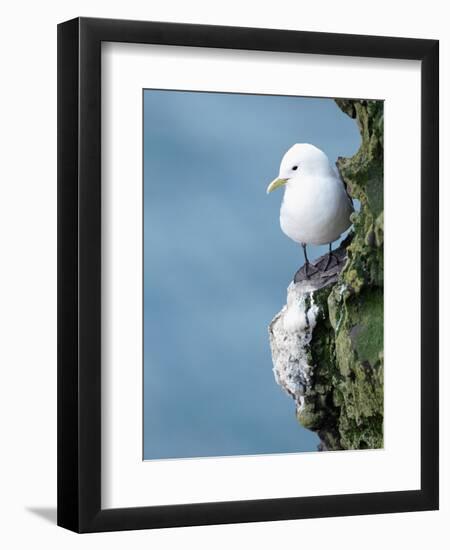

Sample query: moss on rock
[329,99,384,449]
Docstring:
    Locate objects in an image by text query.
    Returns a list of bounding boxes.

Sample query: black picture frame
[57,16,439,533]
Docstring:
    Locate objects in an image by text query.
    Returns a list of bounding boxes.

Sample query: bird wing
[333,163,354,210]
[341,176,354,210]
[341,179,355,210]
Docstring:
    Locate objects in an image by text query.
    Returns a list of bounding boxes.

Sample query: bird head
[266,143,331,194]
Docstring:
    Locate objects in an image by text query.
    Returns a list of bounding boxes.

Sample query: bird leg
[323,242,339,272]
[302,243,317,279]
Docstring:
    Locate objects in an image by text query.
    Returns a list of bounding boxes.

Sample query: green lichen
[350,289,383,366]
[296,99,384,450]
[298,283,341,445]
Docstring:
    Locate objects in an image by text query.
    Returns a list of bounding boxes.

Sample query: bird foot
[294,261,319,282]
[293,245,348,284]
[322,251,340,272]
[305,261,320,279]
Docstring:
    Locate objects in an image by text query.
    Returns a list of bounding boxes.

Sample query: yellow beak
[266,177,288,194]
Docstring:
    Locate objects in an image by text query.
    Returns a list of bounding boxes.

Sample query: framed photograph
[57,17,439,532]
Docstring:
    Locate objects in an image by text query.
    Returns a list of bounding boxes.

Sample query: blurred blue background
[143,90,360,460]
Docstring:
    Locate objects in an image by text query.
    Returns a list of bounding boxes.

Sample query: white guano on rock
[268,280,321,413]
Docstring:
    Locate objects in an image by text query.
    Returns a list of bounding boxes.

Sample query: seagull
[267,144,353,278]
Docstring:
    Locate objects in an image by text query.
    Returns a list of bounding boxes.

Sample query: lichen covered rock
[268,99,384,451]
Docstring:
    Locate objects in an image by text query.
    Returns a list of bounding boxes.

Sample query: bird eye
[292,165,298,171]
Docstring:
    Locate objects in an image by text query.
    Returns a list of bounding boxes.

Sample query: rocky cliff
[268,99,384,451]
